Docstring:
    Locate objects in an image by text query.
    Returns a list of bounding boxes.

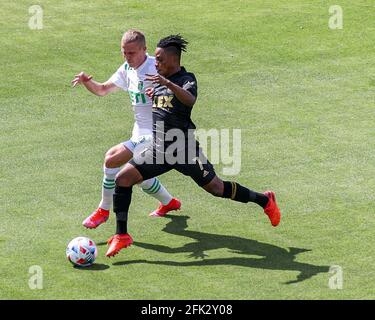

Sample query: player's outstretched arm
[71,71,119,96]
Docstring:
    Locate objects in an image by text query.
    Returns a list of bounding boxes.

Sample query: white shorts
[123,134,153,153]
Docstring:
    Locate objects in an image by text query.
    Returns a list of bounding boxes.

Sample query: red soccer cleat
[263,191,281,227]
[106,234,133,257]
[82,208,109,229]
[149,198,181,217]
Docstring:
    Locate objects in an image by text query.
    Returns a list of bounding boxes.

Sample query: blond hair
[121,29,146,46]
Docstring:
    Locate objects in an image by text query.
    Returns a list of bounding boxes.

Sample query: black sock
[222,181,269,208]
[113,186,133,234]
[116,221,128,235]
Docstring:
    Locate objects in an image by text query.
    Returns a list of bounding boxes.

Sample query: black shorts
[129,139,216,187]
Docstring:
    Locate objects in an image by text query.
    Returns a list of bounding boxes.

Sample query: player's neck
[134,55,147,69]
[165,66,181,78]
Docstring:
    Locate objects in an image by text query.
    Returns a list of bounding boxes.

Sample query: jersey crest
[138,80,144,91]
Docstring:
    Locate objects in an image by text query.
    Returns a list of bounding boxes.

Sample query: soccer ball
[66,236,97,267]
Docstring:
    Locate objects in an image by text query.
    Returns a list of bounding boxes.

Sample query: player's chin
[157,69,166,76]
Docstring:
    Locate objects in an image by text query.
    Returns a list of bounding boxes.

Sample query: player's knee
[104,157,112,168]
[103,145,119,167]
[104,154,116,168]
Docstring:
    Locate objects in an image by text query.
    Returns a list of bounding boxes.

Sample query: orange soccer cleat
[105,234,133,257]
[82,208,109,229]
[149,198,181,217]
[263,191,281,227]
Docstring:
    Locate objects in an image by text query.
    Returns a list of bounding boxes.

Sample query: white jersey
[109,55,156,140]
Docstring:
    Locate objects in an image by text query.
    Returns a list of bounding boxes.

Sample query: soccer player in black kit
[106,35,281,257]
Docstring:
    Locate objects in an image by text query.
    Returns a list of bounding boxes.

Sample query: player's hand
[145,87,154,98]
[145,73,169,86]
[71,72,93,87]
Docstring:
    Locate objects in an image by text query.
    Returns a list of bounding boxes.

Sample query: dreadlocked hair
[157,34,188,57]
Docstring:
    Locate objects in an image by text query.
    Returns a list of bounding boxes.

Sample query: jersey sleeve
[108,63,128,91]
[182,74,198,97]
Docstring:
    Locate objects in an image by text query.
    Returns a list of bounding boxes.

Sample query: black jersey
[152,67,198,138]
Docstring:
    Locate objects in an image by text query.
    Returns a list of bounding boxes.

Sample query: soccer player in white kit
[71,30,181,229]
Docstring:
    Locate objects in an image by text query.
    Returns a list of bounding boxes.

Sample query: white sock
[98,166,121,210]
[139,177,173,205]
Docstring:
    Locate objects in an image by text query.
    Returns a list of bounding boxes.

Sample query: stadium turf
[1,0,374,299]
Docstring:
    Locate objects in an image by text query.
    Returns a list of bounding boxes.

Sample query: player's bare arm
[71,71,119,96]
[145,73,196,107]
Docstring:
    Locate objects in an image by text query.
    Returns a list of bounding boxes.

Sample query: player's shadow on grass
[114,215,329,284]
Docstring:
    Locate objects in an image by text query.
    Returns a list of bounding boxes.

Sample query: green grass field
[1,0,374,299]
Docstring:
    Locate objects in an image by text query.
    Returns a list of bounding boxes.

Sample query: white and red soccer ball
[66,237,97,267]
